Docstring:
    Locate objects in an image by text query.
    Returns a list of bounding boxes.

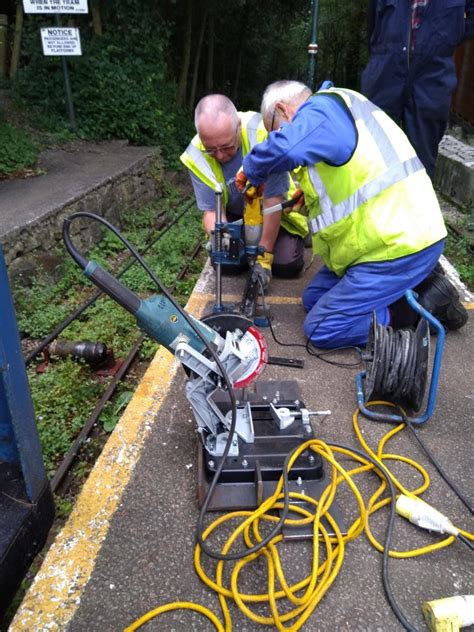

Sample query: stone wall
[3,156,160,283]
[435,135,474,211]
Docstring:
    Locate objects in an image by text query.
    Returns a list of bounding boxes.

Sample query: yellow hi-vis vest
[180,111,308,238]
[296,88,447,276]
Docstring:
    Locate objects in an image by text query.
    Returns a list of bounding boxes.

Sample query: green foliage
[139,337,159,360]
[0,118,39,175]
[66,299,139,355]
[14,257,90,337]
[29,359,103,476]
[55,496,74,521]
[100,391,134,433]
[445,230,474,290]
[12,9,193,167]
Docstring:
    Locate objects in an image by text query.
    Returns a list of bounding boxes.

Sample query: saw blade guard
[201,313,268,389]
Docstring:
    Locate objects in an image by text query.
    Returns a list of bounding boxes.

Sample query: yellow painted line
[194,292,474,310]
[11,298,207,632]
[195,291,302,305]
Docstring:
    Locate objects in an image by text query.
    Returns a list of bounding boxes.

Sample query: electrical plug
[422,595,474,632]
[395,495,459,536]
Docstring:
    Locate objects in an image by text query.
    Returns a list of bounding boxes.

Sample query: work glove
[235,169,264,200]
[252,251,273,292]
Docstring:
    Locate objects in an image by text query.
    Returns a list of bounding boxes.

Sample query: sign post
[22,0,89,130]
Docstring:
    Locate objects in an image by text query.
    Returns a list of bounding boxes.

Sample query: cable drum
[363,314,430,411]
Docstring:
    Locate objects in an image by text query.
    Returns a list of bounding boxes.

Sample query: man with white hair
[238,80,467,348]
[180,94,308,289]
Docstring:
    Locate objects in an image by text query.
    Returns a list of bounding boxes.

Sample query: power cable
[26,198,195,365]
[257,280,363,368]
[400,409,474,515]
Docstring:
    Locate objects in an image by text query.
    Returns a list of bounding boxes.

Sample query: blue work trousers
[303,240,445,349]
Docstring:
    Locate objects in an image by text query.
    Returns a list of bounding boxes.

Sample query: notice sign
[41,27,82,55]
[23,0,88,14]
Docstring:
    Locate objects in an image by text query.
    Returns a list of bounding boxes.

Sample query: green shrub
[0,120,38,175]
[12,13,193,168]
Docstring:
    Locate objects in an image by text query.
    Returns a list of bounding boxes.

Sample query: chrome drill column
[214,185,224,313]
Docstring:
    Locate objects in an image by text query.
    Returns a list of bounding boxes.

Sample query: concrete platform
[0,141,159,277]
[9,254,474,632]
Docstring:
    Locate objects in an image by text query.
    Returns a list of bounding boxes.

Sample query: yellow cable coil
[125,402,474,631]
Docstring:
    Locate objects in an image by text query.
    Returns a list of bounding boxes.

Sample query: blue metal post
[0,246,48,501]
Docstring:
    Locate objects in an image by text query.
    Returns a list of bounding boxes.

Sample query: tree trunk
[90,0,103,36]
[345,2,367,89]
[205,9,214,93]
[9,1,23,80]
[177,0,193,108]
[231,15,247,103]
[188,9,208,110]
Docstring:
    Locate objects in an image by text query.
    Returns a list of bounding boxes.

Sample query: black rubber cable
[365,323,425,408]
[257,284,363,368]
[457,533,474,550]
[328,442,418,632]
[26,198,195,365]
[400,409,474,515]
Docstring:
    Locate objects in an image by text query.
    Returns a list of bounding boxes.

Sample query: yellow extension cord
[124,403,474,631]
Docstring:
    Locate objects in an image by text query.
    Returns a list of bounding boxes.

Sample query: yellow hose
[125,403,473,631]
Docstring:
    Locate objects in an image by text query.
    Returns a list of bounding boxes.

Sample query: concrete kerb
[435,134,474,211]
[0,143,161,281]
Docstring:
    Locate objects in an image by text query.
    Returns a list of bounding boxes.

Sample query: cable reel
[363,314,430,411]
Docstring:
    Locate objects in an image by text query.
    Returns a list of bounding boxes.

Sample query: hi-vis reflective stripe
[309,155,424,233]
[245,112,261,149]
[348,91,400,167]
[184,111,262,191]
[308,88,424,235]
[184,143,221,191]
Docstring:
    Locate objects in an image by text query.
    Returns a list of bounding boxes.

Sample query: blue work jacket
[361,0,474,117]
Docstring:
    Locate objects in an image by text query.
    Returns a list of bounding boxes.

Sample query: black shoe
[389,295,419,329]
[416,271,468,330]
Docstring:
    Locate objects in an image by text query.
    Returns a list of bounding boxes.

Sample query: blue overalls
[361,0,474,179]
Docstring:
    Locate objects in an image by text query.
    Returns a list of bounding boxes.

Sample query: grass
[436,192,473,291]
[444,228,474,291]
[0,118,39,177]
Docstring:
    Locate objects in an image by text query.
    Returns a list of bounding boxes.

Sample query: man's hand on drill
[253,251,273,292]
[235,169,264,200]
